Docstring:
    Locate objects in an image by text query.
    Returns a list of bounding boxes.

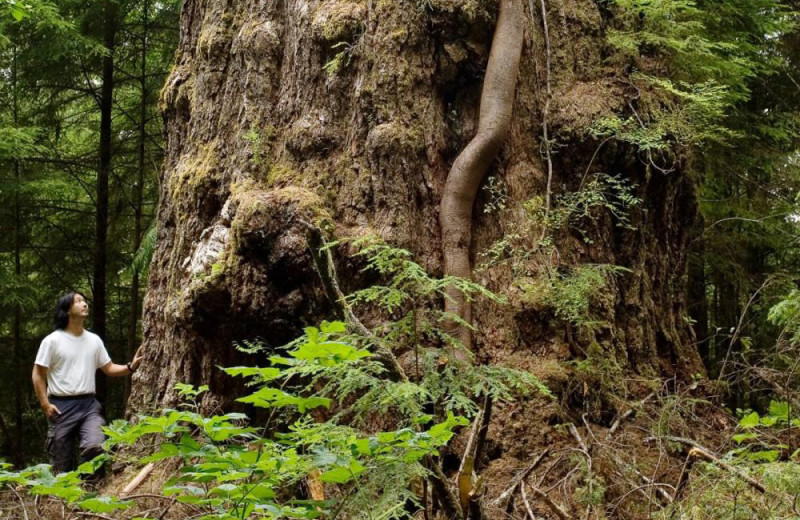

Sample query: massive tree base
[126,0,705,516]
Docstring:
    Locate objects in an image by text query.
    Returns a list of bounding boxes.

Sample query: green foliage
[600,0,793,150]
[345,235,504,315]
[768,289,800,345]
[657,400,800,519]
[0,239,545,519]
[520,264,629,330]
[128,225,158,277]
[589,76,736,150]
[323,41,354,75]
[479,174,638,330]
[0,325,470,520]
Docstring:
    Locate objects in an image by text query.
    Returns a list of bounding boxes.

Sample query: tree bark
[129,0,703,416]
[688,220,709,368]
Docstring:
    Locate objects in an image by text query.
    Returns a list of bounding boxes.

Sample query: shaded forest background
[0,0,180,466]
[1,0,800,516]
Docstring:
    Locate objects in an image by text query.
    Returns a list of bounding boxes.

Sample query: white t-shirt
[34,329,111,397]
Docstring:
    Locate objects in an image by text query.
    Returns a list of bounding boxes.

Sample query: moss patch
[366,121,424,157]
[169,140,220,203]
[312,1,366,42]
[230,186,333,255]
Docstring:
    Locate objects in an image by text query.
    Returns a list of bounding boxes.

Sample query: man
[31,291,144,473]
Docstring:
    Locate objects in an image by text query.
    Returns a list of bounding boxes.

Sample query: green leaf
[319,466,353,484]
[78,496,132,513]
[318,460,365,484]
[320,321,347,334]
[223,366,281,380]
[738,411,760,429]
[768,401,790,422]
[732,432,757,445]
[745,450,780,463]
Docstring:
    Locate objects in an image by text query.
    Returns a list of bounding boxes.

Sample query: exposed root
[439,0,524,352]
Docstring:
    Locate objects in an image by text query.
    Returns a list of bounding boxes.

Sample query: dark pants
[46,396,106,474]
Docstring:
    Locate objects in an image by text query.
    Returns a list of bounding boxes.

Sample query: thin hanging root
[532,0,553,241]
[440,0,524,352]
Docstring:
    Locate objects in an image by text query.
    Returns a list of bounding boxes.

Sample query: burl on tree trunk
[128,0,702,416]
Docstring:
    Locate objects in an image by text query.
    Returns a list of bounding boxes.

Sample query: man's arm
[32,364,60,418]
[100,345,144,377]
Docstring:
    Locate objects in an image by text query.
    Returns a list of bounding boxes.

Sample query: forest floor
[0,380,752,520]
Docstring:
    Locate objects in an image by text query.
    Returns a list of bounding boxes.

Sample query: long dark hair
[53,292,85,330]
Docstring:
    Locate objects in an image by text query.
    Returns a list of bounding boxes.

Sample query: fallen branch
[120,462,155,498]
[519,481,539,520]
[568,423,594,520]
[9,485,30,520]
[76,513,115,520]
[526,482,570,520]
[457,397,492,515]
[491,449,550,507]
[647,436,766,494]
[672,451,695,501]
[425,455,463,520]
[688,446,766,494]
[609,393,654,434]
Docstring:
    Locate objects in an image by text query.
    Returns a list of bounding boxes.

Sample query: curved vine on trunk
[440,0,524,352]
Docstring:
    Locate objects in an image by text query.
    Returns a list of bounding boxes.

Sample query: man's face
[69,293,89,319]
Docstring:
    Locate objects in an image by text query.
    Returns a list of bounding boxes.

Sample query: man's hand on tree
[130,345,144,372]
[43,403,61,419]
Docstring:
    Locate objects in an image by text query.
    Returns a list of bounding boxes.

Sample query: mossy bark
[129,0,703,423]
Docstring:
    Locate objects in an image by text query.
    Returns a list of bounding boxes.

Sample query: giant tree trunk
[129,0,703,422]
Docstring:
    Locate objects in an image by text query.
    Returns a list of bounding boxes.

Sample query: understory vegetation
[2,0,800,518]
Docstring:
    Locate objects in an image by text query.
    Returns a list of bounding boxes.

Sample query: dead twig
[647,436,766,494]
[10,486,31,520]
[122,494,174,501]
[609,393,654,433]
[519,481,539,520]
[492,449,550,507]
[672,451,695,501]
[157,497,178,520]
[526,482,570,520]
[75,513,115,520]
[567,424,594,520]
[688,447,766,493]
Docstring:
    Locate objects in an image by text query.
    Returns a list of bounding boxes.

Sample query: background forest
[0,0,179,465]
[1,0,800,518]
